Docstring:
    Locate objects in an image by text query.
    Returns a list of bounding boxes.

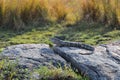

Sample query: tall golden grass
[82,0,120,29]
[0,0,120,29]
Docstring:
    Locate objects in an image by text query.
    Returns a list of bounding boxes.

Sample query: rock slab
[0,44,67,69]
[53,42,120,80]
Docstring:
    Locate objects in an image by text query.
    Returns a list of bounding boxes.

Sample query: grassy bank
[0,22,120,51]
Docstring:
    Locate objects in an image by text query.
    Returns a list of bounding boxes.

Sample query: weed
[34,66,88,80]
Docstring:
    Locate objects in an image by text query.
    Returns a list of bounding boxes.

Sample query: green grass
[33,66,88,80]
[0,59,30,80]
[0,22,120,51]
[0,24,62,49]
[60,22,120,45]
[0,59,89,80]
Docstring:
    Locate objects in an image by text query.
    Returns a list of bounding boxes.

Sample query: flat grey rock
[53,42,120,80]
[0,44,67,69]
[1,41,120,80]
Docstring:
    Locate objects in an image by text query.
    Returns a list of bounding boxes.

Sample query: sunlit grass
[0,0,78,29]
[0,0,120,29]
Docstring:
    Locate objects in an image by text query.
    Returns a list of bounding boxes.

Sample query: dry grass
[79,0,120,29]
[0,0,120,29]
